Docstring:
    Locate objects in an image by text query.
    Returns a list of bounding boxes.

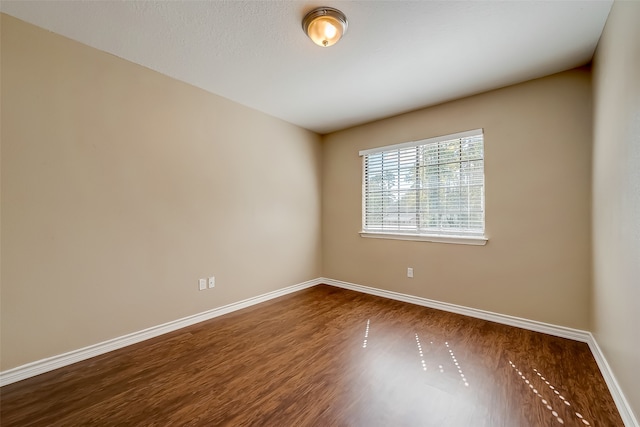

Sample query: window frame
[359,129,488,245]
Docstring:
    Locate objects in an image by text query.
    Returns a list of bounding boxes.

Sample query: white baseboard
[586,334,639,427]
[319,277,638,427]
[2,277,637,426]
[320,278,591,341]
[0,278,321,387]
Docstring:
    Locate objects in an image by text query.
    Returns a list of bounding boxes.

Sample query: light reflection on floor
[358,322,597,427]
[414,333,427,371]
[354,320,508,424]
[358,335,481,424]
[445,341,469,387]
[362,320,470,387]
[509,360,593,426]
[508,360,565,424]
[415,335,470,387]
[533,367,591,426]
[362,319,370,348]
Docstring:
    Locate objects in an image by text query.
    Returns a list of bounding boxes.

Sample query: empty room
[1,1,638,426]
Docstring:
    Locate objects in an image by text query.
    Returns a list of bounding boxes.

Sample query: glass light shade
[302,7,348,47]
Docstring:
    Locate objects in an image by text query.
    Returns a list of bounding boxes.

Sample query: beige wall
[0,14,322,370]
[592,0,640,420]
[0,8,618,388]
[323,69,592,329]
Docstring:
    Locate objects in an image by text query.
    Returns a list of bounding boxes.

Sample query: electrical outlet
[198,278,207,291]
[407,267,414,278]
[208,276,215,288]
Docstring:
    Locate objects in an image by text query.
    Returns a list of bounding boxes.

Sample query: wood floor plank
[0,285,623,426]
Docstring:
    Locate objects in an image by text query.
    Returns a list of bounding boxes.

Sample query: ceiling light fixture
[302,7,348,47]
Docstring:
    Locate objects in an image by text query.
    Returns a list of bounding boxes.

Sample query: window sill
[359,232,488,246]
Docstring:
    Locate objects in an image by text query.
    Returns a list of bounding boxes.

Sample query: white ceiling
[0,1,612,134]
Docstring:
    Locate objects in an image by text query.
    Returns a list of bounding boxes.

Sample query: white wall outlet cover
[407,268,414,278]
[208,277,215,288]
[198,278,207,291]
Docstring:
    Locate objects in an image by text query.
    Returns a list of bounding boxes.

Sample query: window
[359,129,486,245]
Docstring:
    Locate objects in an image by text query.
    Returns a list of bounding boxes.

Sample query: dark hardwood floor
[0,285,623,426]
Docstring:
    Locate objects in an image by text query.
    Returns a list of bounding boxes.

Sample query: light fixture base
[302,7,348,47]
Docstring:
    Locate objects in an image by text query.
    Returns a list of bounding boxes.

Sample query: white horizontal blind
[361,129,485,237]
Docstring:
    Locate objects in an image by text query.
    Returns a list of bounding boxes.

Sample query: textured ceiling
[0,1,612,134]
